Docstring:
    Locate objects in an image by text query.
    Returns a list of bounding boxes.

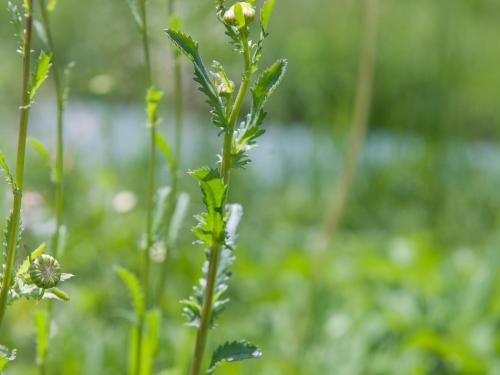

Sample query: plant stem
[36,1,66,373]
[188,32,252,375]
[155,0,183,307]
[316,0,379,253]
[0,0,34,331]
[136,0,155,373]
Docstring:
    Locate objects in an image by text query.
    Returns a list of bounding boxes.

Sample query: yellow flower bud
[223,2,255,28]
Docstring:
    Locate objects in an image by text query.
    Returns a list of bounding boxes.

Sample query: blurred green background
[1,0,500,374]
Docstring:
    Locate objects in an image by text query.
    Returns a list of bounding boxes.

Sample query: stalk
[136,0,155,373]
[188,33,253,375]
[0,0,34,330]
[36,1,66,373]
[155,0,183,306]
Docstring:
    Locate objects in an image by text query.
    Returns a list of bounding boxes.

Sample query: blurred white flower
[112,191,137,213]
[88,74,115,95]
[150,241,167,263]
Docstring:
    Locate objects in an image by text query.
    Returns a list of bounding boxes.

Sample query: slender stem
[189,31,253,375]
[0,0,34,331]
[155,0,183,307]
[36,1,66,373]
[317,0,379,253]
[136,1,155,373]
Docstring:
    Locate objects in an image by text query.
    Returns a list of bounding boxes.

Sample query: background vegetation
[1,0,499,374]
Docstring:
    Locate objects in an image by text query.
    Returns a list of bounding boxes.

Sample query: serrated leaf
[189,167,227,243]
[0,150,15,188]
[30,51,52,101]
[146,86,163,128]
[260,0,275,31]
[207,341,262,374]
[0,344,16,371]
[124,0,143,29]
[28,137,50,165]
[34,309,49,365]
[251,59,287,117]
[164,29,227,129]
[116,267,144,319]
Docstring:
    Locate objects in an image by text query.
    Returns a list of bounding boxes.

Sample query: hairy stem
[188,32,253,375]
[36,1,66,373]
[0,0,34,331]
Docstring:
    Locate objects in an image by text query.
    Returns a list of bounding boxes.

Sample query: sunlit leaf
[207,341,262,374]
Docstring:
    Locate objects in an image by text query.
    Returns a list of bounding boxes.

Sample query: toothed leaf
[116,267,144,319]
[207,341,262,374]
[30,51,52,101]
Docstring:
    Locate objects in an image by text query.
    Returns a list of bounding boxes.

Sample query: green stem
[136,1,155,374]
[36,1,66,373]
[188,31,252,375]
[155,0,183,307]
[0,0,34,331]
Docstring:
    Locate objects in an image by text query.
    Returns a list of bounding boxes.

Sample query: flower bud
[224,2,255,28]
[30,254,61,289]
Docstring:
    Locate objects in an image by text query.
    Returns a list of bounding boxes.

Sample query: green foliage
[27,136,50,165]
[0,345,16,371]
[164,30,227,130]
[29,51,52,102]
[260,0,275,31]
[207,341,262,374]
[116,267,144,320]
[0,151,14,189]
[146,87,163,128]
[46,0,58,13]
[124,0,143,29]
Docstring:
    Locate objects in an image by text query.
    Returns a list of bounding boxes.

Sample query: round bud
[29,254,61,289]
[223,2,256,27]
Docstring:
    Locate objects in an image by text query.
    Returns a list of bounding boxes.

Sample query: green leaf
[28,137,50,165]
[251,59,287,116]
[47,288,70,301]
[34,309,49,366]
[0,151,15,188]
[152,186,171,236]
[30,51,52,101]
[189,167,227,243]
[168,192,190,246]
[115,267,144,319]
[170,15,181,31]
[0,344,16,371]
[124,0,143,29]
[128,325,139,375]
[207,341,262,374]
[260,0,276,31]
[164,29,227,129]
[146,86,163,128]
[155,133,176,170]
[234,3,245,29]
[2,212,22,265]
[34,20,49,49]
[16,242,46,277]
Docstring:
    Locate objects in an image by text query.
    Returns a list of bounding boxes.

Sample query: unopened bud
[224,2,255,28]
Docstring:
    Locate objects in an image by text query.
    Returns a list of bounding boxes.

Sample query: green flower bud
[224,2,255,28]
[29,254,61,289]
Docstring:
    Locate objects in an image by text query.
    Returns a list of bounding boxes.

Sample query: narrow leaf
[46,0,58,12]
[16,242,46,277]
[115,267,144,319]
[28,137,50,165]
[30,51,52,101]
[124,0,143,29]
[155,133,176,170]
[0,151,15,188]
[168,192,190,246]
[207,341,262,374]
[260,0,276,31]
[146,87,163,127]
[251,59,288,116]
